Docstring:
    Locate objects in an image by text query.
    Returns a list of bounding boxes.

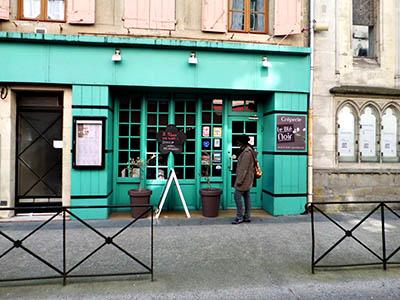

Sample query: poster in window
[382,130,397,157]
[360,123,376,157]
[213,127,222,138]
[73,118,105,169]
[338,127,354,157]
[202,126,210,137]
[214,138,221,149]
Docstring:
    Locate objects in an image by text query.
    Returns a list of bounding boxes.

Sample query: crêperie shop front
[0,34,310,219]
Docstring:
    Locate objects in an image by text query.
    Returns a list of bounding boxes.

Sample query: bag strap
[248,147,257,164]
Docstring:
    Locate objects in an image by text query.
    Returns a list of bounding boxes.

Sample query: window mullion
[42,0,47,21]
[245,0,250,32]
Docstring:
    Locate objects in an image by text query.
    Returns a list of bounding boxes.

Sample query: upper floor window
[352,0,375,58]
[229,0,267,33]
[20,0,65,21]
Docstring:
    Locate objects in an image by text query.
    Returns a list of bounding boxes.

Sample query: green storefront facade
[0,32,310,219]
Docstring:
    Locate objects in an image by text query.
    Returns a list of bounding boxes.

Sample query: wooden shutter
[0,0,9,21]
[123,0,150,29]
[202,0,227,32]
[274,0,302,36]
[149,0,175,30]
[67,0,95,24]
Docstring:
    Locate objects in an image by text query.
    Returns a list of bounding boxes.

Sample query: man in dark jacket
[232,135,255,224]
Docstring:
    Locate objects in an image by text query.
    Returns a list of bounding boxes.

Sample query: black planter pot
[128,189,152,218]
[200,188,222,217]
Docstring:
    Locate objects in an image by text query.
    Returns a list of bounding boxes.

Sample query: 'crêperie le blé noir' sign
[276,115,306,150]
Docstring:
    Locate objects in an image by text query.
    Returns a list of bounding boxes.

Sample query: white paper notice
[76,120,103,166]
[338,128,354,156]
[382,109,397,157]
[360,123,376,157]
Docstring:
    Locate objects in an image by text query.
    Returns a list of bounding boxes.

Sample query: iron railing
[0,205,153,285]
[307,201,400,273]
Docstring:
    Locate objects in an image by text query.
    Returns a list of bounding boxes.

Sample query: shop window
[201,99,223,178]
[359,106,379,162]
[381,107,399,162]
[174,99,197,180]
[229,0,267,33]
[146,99,169,180]
[352,0,375,58]
[118,97,142,178]
[337,105,357,162]
[232,99,257,112]
[19,0,65,21]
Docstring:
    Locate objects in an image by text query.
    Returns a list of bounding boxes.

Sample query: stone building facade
[313,0,400,204]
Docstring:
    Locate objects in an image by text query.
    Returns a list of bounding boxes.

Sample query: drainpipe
[307,0,315,205]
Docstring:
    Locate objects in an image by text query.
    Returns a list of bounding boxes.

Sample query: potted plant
[128,156,152,219]
[200,152,222,217]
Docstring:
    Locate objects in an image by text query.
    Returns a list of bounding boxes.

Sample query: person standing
[232,134,255,224]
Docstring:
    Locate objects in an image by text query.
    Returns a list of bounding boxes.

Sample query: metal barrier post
[310,204,315,274]
[63,208,67,286]
[381,203,387,271]
[151,206,154,282]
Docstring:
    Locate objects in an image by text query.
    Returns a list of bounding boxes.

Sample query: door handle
[230,154,237,171]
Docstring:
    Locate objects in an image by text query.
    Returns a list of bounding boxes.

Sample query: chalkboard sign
[157,125,186,154]
[276,115,306,150]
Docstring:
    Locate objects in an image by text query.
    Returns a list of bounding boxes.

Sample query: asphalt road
[0,212,400,299]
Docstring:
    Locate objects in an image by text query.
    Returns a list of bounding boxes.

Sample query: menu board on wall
[276,115,306,150]
[73,117,106,169]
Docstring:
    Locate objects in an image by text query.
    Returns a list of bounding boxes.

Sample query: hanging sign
[276,115,306,150]
[73,117,105,169]
[157,125,186,154]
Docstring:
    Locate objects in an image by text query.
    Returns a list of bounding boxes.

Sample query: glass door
[226,115,262,209]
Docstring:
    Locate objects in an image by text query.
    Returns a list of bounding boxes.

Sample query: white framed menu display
[73,117,106,169]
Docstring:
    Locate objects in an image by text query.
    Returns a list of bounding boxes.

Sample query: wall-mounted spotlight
[188,52,198,65]
[262,57,272,68]
[112,49,122,62]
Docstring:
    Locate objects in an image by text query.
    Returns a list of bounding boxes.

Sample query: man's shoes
[231,217,243,225]
[243,218,251,223]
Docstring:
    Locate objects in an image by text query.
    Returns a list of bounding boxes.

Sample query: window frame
[228,0,268,34]
[18,0,66,22]
[352,0,376,59]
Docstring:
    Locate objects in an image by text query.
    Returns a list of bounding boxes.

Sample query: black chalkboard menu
[276,115,306,150]
[157,125,186,154]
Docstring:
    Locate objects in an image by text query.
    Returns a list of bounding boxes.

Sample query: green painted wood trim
[0,32,311,55]
[72,105,114,112]
[70,198,110,219]
[262,194,307,216]
[264,92,308,113]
